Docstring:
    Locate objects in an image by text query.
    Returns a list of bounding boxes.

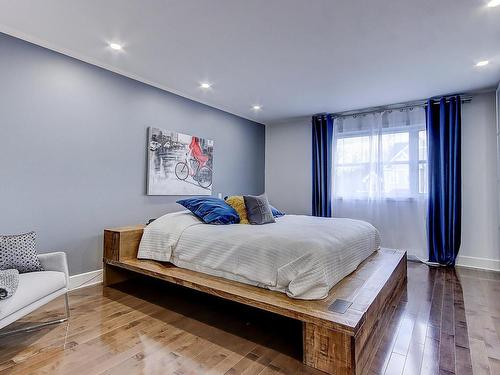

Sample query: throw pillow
[177,197,240,224]
[225,196,250,224]
[270,205,285,217]
[243,194,275,225]
[0,232,43,273]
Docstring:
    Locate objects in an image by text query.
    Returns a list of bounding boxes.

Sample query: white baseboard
[455,255,500,272]
[69,269,103,290]
[406,252,500,272]
[406,254,423,262]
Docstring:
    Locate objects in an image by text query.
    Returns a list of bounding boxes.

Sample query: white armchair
[0,252,70,336]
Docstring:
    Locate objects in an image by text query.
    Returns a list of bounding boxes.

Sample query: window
[333,108,427,199]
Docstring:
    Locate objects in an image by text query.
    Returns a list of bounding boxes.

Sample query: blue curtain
[312,114,333,217]
[427,96,462,266]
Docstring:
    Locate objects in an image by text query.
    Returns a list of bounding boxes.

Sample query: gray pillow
[0,232,43,273]
[243,194,275,225]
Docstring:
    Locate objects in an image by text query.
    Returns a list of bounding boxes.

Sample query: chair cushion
[0,271,66,320]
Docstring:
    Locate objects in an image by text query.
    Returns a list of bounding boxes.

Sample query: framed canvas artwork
[147,127,214,195]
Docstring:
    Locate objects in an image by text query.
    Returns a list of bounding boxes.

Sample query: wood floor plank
[455,345,473,375]
[392,315,416,356]
[488,357,500,374]
[224,345,280,375]
[439,332,456,374]
[401,341,423,375]
[384,352,406,375]
[420,337,440,375]
[469,338,491,375]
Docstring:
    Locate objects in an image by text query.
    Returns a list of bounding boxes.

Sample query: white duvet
[137,211,380,300]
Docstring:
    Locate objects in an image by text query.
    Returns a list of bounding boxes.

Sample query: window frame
[333,123,427,200]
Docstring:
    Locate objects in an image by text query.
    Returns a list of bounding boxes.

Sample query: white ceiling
[0,0,499,124]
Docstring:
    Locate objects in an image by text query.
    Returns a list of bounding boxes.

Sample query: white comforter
[137,211,380,300]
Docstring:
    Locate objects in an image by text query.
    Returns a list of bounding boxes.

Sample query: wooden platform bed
[103,225,407,375]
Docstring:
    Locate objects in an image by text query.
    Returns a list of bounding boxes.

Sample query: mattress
[138,211,381,300]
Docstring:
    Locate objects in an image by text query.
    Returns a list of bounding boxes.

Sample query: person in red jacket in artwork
[189,136,209,170]
[175,136,213,188]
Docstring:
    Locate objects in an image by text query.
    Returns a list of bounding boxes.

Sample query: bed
[102,213,406,375]
[137,211,381,300]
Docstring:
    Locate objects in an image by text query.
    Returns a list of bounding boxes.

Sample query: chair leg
[0,292,70,338]
[64,292,70,318]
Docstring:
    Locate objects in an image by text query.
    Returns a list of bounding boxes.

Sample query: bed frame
[103,225,407,375]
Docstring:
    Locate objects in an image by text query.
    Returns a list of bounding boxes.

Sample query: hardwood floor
[0,262,499,374]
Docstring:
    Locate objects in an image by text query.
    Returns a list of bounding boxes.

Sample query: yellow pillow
[225,196,249,224]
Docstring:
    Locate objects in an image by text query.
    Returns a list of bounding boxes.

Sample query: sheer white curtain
[332,108,428,259]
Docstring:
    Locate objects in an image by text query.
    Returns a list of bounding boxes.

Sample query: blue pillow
[270,205,285,217]
[177,197,240,225]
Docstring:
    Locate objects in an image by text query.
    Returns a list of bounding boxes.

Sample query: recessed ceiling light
[476,60,489,67]
[200,82,211,89]
[487,0,500,7]
[252,105,262,111]
[109,43,122,51]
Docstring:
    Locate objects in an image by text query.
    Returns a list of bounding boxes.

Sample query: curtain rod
[318,94,472,119]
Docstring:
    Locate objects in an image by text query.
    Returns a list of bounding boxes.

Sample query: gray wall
[0,33,265,275]
[461,91,500,270]
[266,92,500,270]
[265,117,312,215]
